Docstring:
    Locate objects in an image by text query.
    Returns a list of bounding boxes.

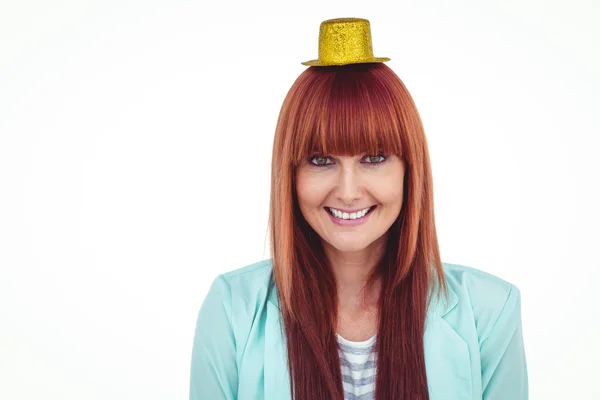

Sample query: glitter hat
[301,17,391,66]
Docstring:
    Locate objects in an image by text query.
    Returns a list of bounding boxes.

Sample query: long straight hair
[268,63,449,400]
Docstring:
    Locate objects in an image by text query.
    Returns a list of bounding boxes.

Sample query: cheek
[371,177,404,205]
[295,172,321,209]
[388,185,404,203]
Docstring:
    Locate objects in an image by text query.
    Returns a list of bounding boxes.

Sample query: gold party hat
[301,17,390,66]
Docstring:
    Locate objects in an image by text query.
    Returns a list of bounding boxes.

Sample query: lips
[325,205,377,219]
[324,205,376,227]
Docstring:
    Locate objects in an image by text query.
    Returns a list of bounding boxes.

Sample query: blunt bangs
[290,65,405,167]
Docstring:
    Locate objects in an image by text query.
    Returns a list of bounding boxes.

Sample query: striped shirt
[337,333,377,400]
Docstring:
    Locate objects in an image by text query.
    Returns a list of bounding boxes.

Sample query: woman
[190,18,528,400]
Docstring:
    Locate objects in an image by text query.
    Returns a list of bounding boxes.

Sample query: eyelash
[307,154,387,167]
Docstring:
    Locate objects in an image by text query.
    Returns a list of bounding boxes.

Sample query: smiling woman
[190,17,528,400]
[270,54,441,400]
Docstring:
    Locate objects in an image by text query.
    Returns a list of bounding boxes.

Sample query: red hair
[268,63,449,399]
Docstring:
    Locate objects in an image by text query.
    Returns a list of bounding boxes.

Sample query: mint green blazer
[189,259,528,399]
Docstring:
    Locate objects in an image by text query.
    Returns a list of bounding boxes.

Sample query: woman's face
[295,153,405,254]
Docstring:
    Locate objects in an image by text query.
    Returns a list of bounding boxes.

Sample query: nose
[335,164,362,205]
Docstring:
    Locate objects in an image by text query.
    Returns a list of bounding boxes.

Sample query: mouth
[325,205,377,220]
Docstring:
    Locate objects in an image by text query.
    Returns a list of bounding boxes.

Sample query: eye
[364,154,387,164]
[308,155,332,166]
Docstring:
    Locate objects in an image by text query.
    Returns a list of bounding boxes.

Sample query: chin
[328,238,369,253]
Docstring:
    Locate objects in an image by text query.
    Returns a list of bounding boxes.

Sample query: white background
[1,0,599,399]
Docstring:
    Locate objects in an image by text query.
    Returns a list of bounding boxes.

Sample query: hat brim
[301,57,390,66]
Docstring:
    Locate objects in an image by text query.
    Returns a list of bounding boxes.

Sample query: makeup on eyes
[307,154,387,167]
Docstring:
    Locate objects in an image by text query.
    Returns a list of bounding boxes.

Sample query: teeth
[329,206,372,220]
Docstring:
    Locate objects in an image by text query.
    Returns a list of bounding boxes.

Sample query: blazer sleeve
[480,284,529,400]
[189,275,238,400]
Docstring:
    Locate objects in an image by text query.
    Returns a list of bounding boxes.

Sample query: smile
[326,206,375,220]
[325,205,376,227]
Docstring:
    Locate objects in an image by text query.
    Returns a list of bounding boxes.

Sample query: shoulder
[442,261,519,301]
[205,258,273,300]
[218,258,273,284]
[207,259,275,325]
[441,262,523,343]
[217,258,274,296]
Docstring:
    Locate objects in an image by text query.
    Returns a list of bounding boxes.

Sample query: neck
[323,234,387,311]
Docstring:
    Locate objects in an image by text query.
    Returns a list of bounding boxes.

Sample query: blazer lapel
[264,279,473,400]
[424,284,474,400]
[264,284,291,399]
